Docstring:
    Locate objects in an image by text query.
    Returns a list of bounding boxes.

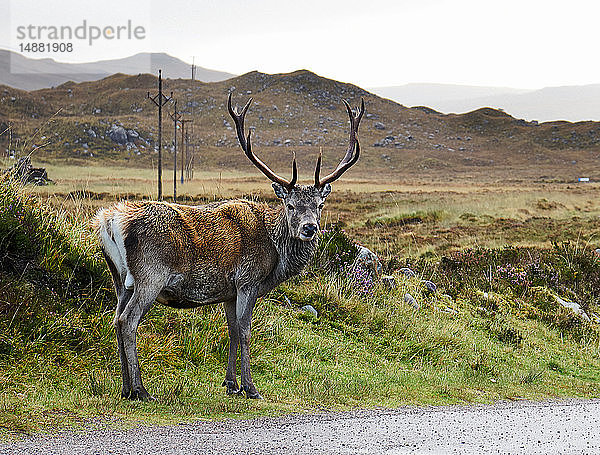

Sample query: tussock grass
[1,176,600,438]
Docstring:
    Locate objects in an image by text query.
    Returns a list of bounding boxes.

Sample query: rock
[553,295,590,321]
[422,280,437,293]
[301,305,318,317]
[374,122,386,130]
[399,267,417,278]
[108,125,128,145]
[87,129,96,138]
[381,275,397,290]
[441,307,458,315]
[353,245,383,277]
[404,293,419,310]
[126,129,139,142]
[3,157,52,185]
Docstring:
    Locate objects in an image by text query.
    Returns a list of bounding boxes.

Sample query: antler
[228,93,297,189]
[315,98,364,187]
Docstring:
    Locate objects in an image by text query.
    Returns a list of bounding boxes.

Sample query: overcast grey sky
[2,0,599,89]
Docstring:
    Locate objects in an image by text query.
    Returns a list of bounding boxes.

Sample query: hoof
[243,385,263,400]
[222,380,241,396]
[126,388,155,401]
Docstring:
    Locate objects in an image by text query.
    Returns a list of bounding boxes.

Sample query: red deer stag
[94,94,364,400]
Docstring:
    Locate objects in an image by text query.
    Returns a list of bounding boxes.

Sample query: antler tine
[289,152,298,187]
[317,98,365,187]
[314,148,322,186]
[228,93,296,189]
[227,93,253,151]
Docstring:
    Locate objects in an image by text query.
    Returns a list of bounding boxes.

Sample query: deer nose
[302,223,318,237]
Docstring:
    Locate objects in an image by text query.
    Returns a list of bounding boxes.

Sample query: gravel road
[2,399,600,454]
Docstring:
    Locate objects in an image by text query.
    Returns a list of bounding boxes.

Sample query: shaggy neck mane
[266,206,317,279]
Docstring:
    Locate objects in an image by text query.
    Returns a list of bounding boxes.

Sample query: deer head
[228,94,364,241]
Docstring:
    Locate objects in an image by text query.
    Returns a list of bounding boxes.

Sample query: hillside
[2,69,600,179]
[0,50,235,90]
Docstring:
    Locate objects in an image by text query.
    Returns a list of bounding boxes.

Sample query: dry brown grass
[19,161,600,260]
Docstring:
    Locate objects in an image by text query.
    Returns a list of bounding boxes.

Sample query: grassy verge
[1,176,600,438]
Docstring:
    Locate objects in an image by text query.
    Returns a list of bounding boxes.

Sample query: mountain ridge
[371,82,600,122]
[0,49,235,90]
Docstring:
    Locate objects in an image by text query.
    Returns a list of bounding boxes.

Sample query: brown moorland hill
[2,70,599,180]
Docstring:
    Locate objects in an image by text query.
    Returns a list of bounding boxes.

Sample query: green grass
[366,209,444,227]
[1,176,600,438]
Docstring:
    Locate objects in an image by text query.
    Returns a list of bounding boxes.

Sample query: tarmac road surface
[2,399,600,454]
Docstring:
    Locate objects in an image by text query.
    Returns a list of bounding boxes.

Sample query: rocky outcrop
[3,157,52,185]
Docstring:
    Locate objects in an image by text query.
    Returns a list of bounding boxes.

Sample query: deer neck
[266,206,317,280]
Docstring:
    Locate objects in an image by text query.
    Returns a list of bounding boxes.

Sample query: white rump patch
[97,208,134,290]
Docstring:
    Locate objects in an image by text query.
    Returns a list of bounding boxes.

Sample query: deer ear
[319,183,331,199]
[272,182,288,199]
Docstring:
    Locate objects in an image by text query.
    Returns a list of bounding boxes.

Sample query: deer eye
[287,204,295,211]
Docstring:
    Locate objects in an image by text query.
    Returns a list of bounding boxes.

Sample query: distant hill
[0,50,235,90]
[371,83,600,122]
[2,69,599,179]
[371,83,532,109]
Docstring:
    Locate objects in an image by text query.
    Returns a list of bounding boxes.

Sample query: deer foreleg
[236,288,261,399]
[222,299,241,395]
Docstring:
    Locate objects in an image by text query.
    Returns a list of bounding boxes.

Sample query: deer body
[96,94,364,400]
[97,198,317,309]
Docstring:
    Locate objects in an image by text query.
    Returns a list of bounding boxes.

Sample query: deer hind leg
[118,277,165,401]
[102,251,133,398]
[115,288,133,398]
[222,299,241,395]
[236,288,262,399]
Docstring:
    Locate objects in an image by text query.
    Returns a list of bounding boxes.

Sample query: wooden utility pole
[189,58,196,182]
[147,70,172,200]
[178,117,193,184]
[171,99,180,202]
[187,133,195,180]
